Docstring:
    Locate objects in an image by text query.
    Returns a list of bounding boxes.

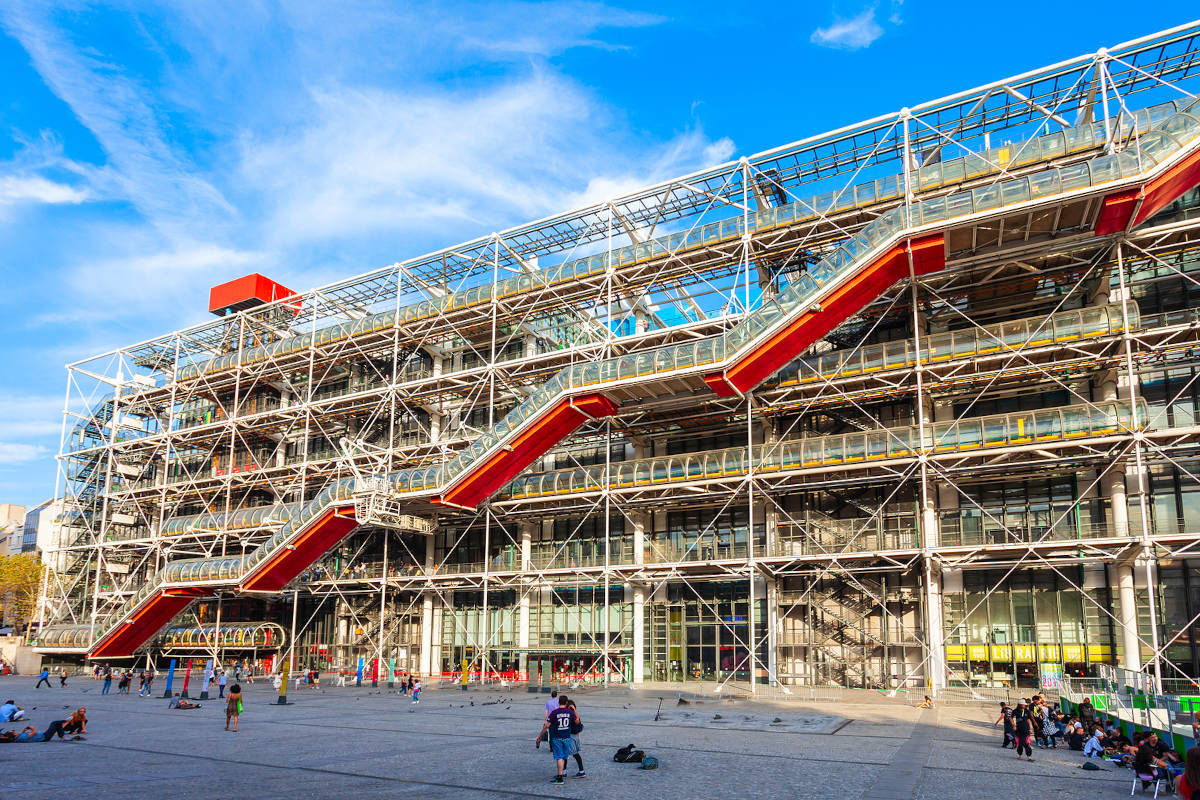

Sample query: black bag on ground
[613,744,636,762]
[627,749,646,763]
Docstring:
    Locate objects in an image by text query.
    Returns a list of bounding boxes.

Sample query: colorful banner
[1039,662,1063,689]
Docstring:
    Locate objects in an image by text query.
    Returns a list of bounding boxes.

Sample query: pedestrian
[537,694,581,784]
[137,671,146,696]
[411,678,421,704]
[59,668,69,688]
[218,670,227,698]
[101,664,112,694]
[407,675,414,695]
[225,683,242,732]
[35,667,51,689]
[118,669,132,694]
[994,701,1014,748]
[234,662,242,682]
[1013,702,1035,761]
[565,698,586,778]
[144,667,155,697]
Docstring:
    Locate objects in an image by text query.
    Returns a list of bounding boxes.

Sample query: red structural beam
[705,234,945,397]
[241,509,359,593]
[89,588,213,659]
[438,393,619,509]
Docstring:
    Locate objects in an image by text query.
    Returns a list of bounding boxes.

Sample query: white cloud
[240,72,734,246]
[810,7,885,51]
[0,443,49,464]
[0,174,91,205]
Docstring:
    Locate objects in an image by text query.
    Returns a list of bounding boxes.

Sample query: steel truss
[34,23,1200,693]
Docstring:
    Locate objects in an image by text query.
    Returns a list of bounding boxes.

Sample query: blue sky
[0,1,1196,510]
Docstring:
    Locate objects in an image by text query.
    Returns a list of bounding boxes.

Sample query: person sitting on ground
[1067,722,1086,751]
[1103,725,1132,756]
[1083,726,1105,758]
[62,708,87,735]
[15,726,38,742]
[917,695,933,709]
[168,693,200,710]
[1176,745,1200,798]
[0,700,29,722]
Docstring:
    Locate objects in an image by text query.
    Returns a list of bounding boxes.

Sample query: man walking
[34,667,51,689]
[142,667,155,697]
[101,664,112,695]
[218,670,227,698]
[537,694,581,784]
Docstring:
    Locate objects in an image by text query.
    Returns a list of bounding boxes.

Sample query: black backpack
[614,744,646,763]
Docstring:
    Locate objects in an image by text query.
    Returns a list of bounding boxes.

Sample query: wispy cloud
[811,7,886,51]
[0,174,90,205]
[241,72,732,248]
[2,5,236,242]
[0,442,49,464]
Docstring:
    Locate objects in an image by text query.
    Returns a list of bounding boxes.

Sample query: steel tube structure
[31,24,1200,693]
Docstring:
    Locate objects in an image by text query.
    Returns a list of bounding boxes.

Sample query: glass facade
[942,569,1113,688]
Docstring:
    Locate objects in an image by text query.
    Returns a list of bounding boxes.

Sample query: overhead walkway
[38,95,1200,658]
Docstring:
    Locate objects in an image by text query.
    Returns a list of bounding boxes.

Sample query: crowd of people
[993,694,1200,793]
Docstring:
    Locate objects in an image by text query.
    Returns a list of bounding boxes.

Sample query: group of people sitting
[995,696,1200,793]
[0,703,87,742]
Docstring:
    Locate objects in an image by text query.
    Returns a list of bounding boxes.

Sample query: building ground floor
[116,559,1200,691]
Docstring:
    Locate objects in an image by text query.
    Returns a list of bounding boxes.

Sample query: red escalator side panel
[1131,146,1200,228]
[439,393,617,509]
[242,509,359,592]
[709,235,945,395]
[705,373,738,398]
[1094,189,1141,235]
[90,593,198,659]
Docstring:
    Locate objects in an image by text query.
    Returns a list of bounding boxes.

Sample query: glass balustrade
[500,400,1145,501]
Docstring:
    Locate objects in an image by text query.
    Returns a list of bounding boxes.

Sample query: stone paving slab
[0,677,1142,799]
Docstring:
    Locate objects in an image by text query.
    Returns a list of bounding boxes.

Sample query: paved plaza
[0,676,1140,799]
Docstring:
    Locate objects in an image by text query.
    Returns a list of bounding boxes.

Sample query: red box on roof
[208,273,299,316]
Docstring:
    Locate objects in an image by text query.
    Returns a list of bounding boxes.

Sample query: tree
[0,553,43,638]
